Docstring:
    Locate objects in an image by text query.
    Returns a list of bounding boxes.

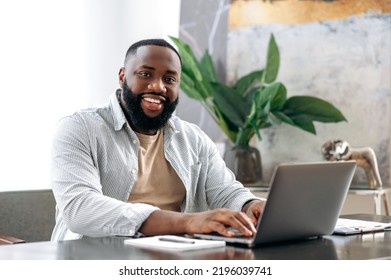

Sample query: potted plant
[170,34,346,184]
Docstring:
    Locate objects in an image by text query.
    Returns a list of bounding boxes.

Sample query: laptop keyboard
[227,227,244,237]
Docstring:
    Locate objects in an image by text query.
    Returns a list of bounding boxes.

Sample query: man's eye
[165,77,176,84]
[138,72,150,77]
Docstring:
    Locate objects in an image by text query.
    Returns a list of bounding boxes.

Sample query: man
[51,38,265,241]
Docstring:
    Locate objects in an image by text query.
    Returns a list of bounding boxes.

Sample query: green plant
[170,34,346,146]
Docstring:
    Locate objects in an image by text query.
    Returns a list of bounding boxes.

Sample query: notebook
[124,235,225,251]
[193,161,357,247]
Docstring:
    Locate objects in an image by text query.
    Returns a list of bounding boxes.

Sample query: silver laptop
[194,161,357,247]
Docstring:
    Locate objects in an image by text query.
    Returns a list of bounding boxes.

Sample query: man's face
[119,45,181,133]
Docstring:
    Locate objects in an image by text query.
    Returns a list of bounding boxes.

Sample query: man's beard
[121,80,178,132]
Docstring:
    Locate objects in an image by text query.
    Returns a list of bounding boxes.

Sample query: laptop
[193,160,357,247]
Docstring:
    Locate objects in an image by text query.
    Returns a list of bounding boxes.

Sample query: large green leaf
[255,82,287,111]
[234,70,263,97]
[283,96,347,123]
[170,36,203,82]
[272,111,294,125]
[199,51,217,82]
[267,112,283,126]
[211,83,250,127]
[206,97,238,143]
[290,119,316,134]
[180,72,204,100]
[269,83,287,111]
[262,34,280,84]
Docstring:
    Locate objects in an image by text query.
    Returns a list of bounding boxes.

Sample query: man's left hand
[242,199,266,226]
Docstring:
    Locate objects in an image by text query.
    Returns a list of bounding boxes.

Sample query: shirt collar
[110,89,128,131]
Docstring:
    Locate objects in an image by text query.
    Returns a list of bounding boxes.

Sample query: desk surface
[0,214,390,260]
[246,184,391,193]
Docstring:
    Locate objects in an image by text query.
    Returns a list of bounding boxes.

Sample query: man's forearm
[139,208,259,237]
[138,210,191,236]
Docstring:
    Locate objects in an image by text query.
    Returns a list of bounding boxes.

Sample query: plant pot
[224,145,262,184]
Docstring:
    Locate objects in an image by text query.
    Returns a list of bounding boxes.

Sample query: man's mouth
[143,97,163,104]
[141,94,166,112]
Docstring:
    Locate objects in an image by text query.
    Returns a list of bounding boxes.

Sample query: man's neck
[131,125,158,136]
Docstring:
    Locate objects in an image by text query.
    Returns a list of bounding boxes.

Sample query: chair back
[0,189,56,243]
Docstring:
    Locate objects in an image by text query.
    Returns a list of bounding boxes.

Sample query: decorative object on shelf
[321,139,382,188]
[171,34,346,184]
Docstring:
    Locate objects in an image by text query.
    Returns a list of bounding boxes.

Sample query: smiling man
[51,39,265,241]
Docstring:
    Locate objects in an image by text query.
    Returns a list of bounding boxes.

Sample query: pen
[158,237,195,244]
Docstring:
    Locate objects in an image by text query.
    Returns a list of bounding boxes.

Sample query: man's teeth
[144,97,161,104]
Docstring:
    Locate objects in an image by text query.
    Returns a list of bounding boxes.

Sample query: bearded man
[51,39,265,241]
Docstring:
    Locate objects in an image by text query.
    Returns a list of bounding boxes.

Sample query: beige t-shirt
[128,129,186,212]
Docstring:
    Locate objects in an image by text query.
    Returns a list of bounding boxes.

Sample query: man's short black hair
[124,38,182,66]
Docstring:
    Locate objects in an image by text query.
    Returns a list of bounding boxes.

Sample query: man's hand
[185,209,257,237]
[241,199,266,226]
[139,208,259,237]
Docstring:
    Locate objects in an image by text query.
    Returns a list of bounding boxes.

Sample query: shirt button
[132,139,137,145]
[131,169,137,175]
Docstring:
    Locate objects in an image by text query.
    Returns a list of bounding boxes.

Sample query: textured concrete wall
[227,14,391,185]
[176,0,229,142]
[176,1,391,187]
[175,1,391,214]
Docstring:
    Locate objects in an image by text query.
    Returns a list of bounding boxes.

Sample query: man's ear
[118,67,125,87]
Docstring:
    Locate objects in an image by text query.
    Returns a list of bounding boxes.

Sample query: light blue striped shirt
[51,90,257,241]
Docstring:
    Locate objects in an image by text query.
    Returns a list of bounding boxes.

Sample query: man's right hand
[139,209,257,237]
[185,209,257,237]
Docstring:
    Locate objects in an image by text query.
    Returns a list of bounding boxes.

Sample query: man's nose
[148,79,166,93]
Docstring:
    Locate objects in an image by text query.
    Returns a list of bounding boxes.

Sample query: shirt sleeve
[51,114,158,239]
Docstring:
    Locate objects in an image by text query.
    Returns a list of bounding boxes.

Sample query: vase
[223,145,262,184]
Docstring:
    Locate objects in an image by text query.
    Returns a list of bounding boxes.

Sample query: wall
[0,0,180,191]
[176,0,391,186]
[175,0,391,215]
[176,0,230,142]
[227,0,391,187]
